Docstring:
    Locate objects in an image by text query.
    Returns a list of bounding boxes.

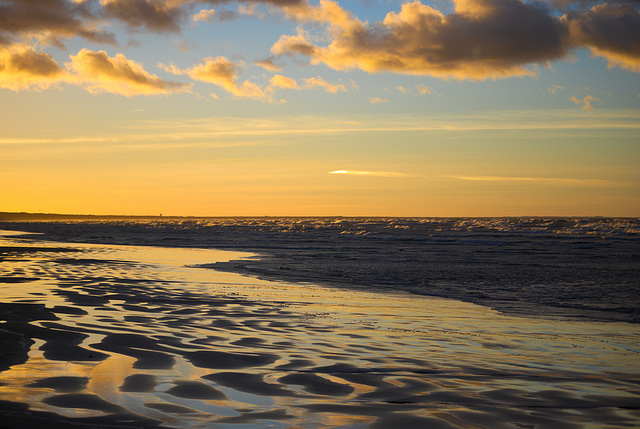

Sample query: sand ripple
[0,232,639,428]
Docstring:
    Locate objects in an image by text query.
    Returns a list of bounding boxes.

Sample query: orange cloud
[368,97,388,104]
[0,45,67,90]
[304,76,346,93]
[270,74,299,89]
[179,56,267,100]
[68,49,189,96]
[570,94,600,111]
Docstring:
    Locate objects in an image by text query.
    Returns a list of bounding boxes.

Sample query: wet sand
[0,230,639,428]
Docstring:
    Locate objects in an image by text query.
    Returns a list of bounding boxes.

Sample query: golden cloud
[180,56,267,100]
[0,45,67,90]
[570,94,600,111]
[68,49,189,96]
[304,76,346,93]
[270,74,300,90]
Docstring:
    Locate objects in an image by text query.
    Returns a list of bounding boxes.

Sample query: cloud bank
[274,0,640,80]
[0,0,638,96]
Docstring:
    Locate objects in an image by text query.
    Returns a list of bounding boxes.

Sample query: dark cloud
[566,2,640,71]
[0,0,115,46]
[101,0,189,33]
[546,0,640,12]
[274,0,639,79]
[102,0,306,33]
[275,0,570,80]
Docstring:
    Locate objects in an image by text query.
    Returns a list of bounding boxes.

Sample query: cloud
[0,0,116,46]
[193,8,217,23]
[101,0,307,34]
[68,48,190,96]
[100,0,189,33]
[276,0,571,80]
[254,57,282,72]
[304,76,347,93]
[164,58,348,101]
[415,84,432,95]
[368,97,388,104]
[178,56,267,100]
[565,3,640,72]
[0,45,67,90]
[397,84,432,95]
[276,0,640,80]
[270,74,300,89]
[329,170,408,177]
[548,84,565,94]
[570,94,600,111]
[442,174,619,187]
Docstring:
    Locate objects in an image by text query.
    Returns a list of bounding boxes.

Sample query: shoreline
[1,219,639,325]
[0,230,639,427]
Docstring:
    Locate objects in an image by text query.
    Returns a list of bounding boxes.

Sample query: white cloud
[193,9,216,23]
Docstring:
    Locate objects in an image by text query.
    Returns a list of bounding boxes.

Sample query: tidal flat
[0,229,638,428]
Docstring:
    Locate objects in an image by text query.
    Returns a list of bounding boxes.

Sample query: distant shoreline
[0,212,632,221]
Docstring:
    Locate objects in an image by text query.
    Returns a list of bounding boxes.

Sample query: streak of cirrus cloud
[274,0,640,80]
[329,170,409,178]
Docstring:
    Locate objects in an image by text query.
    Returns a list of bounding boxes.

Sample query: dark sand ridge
[0,231,639,428]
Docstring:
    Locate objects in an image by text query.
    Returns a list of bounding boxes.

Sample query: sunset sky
[1,0,638,216]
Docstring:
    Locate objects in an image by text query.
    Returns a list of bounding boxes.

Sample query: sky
[0,0,639,217]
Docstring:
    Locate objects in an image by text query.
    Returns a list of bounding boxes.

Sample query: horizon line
[0,212,636,220]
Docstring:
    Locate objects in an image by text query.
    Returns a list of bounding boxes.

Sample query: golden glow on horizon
[0,0,638,217]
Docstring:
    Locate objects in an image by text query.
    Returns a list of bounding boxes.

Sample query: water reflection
[0,231,639,428]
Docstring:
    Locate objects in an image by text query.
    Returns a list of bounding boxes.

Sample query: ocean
[2,216,639,323]
[1,217,639,428]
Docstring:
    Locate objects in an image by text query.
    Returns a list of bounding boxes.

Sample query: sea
[1,216,639,324]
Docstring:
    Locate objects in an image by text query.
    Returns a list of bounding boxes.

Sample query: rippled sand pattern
[0,231,639,428]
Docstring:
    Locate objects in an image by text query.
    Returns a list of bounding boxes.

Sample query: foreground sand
[0,230,639,428]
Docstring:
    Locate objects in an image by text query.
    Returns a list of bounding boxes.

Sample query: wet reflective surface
[1,230,639,428]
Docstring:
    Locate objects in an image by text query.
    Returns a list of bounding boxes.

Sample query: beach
[0,228,639,428]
